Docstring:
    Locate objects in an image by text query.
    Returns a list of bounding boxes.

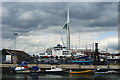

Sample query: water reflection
[69,74,94,78]
[2,73,120,80]
[93,74,120,80]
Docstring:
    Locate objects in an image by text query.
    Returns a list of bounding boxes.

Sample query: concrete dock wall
[1,64,120,69]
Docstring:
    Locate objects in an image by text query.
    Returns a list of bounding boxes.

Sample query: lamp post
[13,32,18,63]
[13,32,18,50]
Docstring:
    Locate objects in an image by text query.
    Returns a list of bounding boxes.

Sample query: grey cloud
[2,2,67,28]
[2,2,118,39]
[70,2,118,27]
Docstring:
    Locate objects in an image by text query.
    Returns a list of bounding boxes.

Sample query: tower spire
[67,8,70,23]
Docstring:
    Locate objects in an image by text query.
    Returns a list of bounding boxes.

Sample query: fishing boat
[44,66,65,74]
[69,70,92,74]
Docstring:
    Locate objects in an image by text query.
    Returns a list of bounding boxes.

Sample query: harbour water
[2,73,120,80]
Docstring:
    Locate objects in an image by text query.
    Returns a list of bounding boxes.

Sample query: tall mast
[79,31,80,49]
[86,42,87,51]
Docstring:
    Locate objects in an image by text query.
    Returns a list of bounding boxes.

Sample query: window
[52,67,55,69]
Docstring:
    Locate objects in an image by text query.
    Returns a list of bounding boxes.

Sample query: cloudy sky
[1,2,118,55]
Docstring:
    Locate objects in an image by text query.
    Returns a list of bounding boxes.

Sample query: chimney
[94,43,100,62]
[95,43,98,53]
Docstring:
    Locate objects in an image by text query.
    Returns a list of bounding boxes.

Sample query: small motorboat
[10,61,30,73]
[69,70,92,74]
[94,69,115,74]
[113,71,120,74]
[30,66,41,73]
[15,66,30,74]
[44,66,65,74]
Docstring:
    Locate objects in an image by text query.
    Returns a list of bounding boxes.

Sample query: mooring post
[79,64,81,69]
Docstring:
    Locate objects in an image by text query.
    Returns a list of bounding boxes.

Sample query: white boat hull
[15,70,30,74]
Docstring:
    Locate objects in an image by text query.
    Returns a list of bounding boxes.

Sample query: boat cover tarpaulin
[32,66,39,71]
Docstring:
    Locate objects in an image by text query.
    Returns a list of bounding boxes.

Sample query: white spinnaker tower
[63,8,70,50]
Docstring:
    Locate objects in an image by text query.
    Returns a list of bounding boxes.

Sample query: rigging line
[60,30,65,47]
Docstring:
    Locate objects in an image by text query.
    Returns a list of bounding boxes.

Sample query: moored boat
[44,66,65,74]
[69,70,92,74]
[15,66,30,74]
[13,61,30,74]
[94,69,116,74]
[30,66,41,73]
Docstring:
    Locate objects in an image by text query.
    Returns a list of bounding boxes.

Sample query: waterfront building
[39,44,71,57]
[1,49,32,63]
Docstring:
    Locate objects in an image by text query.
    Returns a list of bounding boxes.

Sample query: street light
[13,32,18,63]
[13,32,18,50]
